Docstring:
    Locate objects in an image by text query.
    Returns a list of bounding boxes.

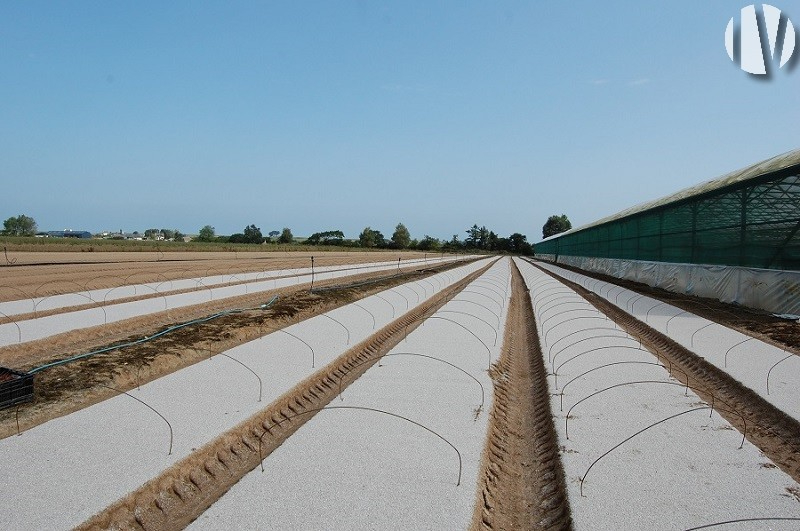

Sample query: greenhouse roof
[540,147,800,243]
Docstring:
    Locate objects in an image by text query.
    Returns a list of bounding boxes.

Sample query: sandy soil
[546,260,800,353]
[472,260,571,530]
[530,259,800,485]
[0,250,434,302]
[0,257,470,440]
[76,260,496,530]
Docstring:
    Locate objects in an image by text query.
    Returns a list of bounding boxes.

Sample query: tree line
[3,213,572,254]
[194,222,536,254]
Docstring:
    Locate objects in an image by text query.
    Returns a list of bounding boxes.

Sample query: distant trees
[197,225,216,242]
[358,223,412,249]
[304,230,345,246]
[417,235,441,251]
[243,224,264,244]
[390,223,411,249]
[277,227,294,244]
[441,234,461,252]
[508,233,533,255]
[437,223,534,255]
[183,220,533,253]
[229,224,264,244]
[2,215,37,236]
[542,214,572,239]
[465,224,490,249]
[358,227,385,248]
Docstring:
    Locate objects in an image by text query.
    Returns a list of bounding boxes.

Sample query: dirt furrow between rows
[527,259,800,484]
[0,259,474,440]
[472,260,572,530]
[77,259,497,530]
[0,258,449,323]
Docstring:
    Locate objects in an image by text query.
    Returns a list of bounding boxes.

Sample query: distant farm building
[37,230,93,239]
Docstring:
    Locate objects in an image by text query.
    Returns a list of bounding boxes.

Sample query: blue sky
[1,1,798,241]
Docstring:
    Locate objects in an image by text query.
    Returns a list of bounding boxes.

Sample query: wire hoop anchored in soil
[535,293,579,320]
[547,326,629,361]
[553,345,652,387]
[665,309,691,334]
[436,310,498,346]
[336,351,486,416]
[559,361,677,410]
[257,324,316,368]
[405,315,493,369]
[565,380,746,448]
[319,313,351,345]
[351,303,376,330]
[766,353,796,395]
[539,306,602,331]
[33,279,105,320]
[217,353,263,402]
[580,407,738,497]
[690,321,717,348]
[683,517,800,530]
[538,300,593,321]
[373,293,397,318]
[3,246,17,266]
[445,299,501,328]
[257,406,462,486]
[724,337,756,367]
[550,334,641,365]
[0,309,21,344]
[387,288,410,310]
[462,283,506,308]
[456,289,503,314]
[98,383,174,456]
[543,315,615,346]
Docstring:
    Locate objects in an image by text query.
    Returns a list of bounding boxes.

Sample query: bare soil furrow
[472,260,572,530]
[76,259,497,530]
[528,259,800,484]
[0,260,473,439]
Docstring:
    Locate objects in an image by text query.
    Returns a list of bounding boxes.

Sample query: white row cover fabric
[536,254,800,316]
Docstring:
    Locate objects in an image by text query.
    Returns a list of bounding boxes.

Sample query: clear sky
[1,1,798,241]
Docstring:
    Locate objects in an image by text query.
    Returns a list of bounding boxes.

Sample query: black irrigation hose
[26,296,279,375]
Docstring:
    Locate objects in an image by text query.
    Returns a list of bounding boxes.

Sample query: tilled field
[519,258,800,529]
[534,261,800,483]
[0,254,468,439]
[0,252,798,529]
[472,261,571,530]
[0,250,436,301]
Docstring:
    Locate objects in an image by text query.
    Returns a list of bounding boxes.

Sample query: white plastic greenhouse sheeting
[0,256,468,348]
[515,258,800,530]
[0,258,494,531]
[534,260,800,425]
[536,254,800,315]
[189,259,512,530]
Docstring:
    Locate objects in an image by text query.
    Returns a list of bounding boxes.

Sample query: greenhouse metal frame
[535,149,800,271]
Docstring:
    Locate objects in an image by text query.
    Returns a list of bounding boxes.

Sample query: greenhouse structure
[534,148,800,315]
